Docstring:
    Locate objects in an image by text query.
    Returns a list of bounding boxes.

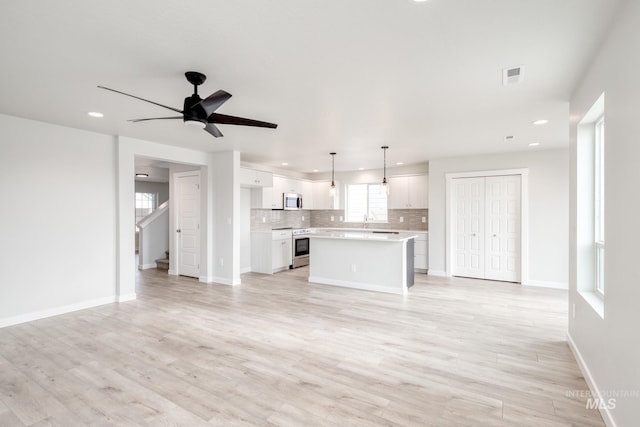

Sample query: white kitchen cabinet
[414,232,428,272]
[250,187,273,209]
[271,230,292,272]
[240,167,273,188]
[312,180,340,210]
[388,175,429,209]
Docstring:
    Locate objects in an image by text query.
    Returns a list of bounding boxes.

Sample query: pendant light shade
[329,152,337,196]
[381,146,389,194]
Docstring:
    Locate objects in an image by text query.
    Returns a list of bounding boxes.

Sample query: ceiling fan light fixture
[184,119,206,129]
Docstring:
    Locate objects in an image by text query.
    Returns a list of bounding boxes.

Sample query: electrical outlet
[351,264,357,272]
[400,217,404,223]
[330,216,335,221]
[219,258,224,267]
[262,217,266,223]
[339,216,343,222]
[572,303,576,319]
[227,217,232,225]
[302,215,305,221]
[422,216,426,223]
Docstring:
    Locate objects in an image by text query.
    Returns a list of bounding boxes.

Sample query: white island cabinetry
[309,230,416,294]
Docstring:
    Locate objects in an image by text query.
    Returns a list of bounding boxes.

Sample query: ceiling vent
[503,66,524,86]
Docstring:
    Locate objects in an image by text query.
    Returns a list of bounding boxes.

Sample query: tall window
[346,184,388,223]
[594,117,605,295]
[135,192,157,224]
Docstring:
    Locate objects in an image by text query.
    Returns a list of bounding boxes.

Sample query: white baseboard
[567,333,617,427]
[0,296,116,328]
[138,263,156,270]
[428,270,448,277]
[525,280,568,290]
[117,293,137,303]
[308,276,405,295]
[199,276,240,286]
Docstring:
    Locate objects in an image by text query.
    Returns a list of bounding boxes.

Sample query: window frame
[345,183,388,223]
[594,116,605,296]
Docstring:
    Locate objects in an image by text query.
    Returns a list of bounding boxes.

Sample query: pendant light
[329,152,337,196]
[381,145,389,194]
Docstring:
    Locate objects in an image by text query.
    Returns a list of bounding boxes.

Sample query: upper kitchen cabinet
[312,180,340,210]
[240,167,273,188]
[271,175,313,209]
[388,175,429,209]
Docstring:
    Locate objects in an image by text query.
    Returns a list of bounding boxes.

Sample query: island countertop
[309,229,418,242]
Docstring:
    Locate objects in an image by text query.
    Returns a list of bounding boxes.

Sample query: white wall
[428,148,569,286]
[138,207,169,269]
[240,188,251,273]
[207,151,241,285]
[0,114,117,326]
[569,1,640,425]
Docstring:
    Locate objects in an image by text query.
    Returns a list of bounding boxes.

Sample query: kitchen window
[346,183,388,223]
[594,116,605,295]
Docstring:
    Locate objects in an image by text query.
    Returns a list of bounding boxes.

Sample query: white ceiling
[0,0,620,173]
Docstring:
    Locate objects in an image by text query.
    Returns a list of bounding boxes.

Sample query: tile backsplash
[251,208,427,231]
[251,209,311,231]
[311,209,428,230]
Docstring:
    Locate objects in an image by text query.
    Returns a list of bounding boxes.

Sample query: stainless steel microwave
[283,193,303,210]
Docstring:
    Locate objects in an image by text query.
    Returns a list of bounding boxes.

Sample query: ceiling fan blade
[196,90,232,117]
[209,113,278,129]
[204,123,223,138]
[128,116,183,123]
[97,86,183,114]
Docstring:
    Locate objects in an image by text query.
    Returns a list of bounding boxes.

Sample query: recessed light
[396,162,404,166]
[281,162,289,166]
[312,169,319,173]
[529,142,540,147]
[135,173,148,177]
[358,168,365,171]
[533,119,548,125]
[88,111,104,118]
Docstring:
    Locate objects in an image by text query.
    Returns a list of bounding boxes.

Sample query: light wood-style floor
[0,268,603,426]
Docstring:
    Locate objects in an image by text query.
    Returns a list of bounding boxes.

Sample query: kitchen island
[308,230,417,294]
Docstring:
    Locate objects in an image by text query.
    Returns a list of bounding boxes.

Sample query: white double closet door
[452,175,521,282]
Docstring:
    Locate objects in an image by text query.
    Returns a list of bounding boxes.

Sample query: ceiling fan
[98,71,277,138]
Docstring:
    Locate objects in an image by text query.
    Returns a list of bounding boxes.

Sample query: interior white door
[452,177,485,278]
[452,175,521,282]
[176,172,200,278]
[484,175,521,282]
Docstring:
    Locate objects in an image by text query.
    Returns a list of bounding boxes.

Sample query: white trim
[525,280,568,290]
[0,296,116,328]
[117,293,137,303]
[138,263,157,270]
[567,333,617,427]
[308,276,406,295]
[200,276,240,286]
[428,270,448,277]
[445,168,529,284]
[168,269,177,275]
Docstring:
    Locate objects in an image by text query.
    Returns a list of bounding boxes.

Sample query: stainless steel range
[291,228,311,268]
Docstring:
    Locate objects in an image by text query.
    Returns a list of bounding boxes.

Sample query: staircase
[155,251,169,271]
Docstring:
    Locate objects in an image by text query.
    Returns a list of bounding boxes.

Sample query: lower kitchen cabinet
[250,230,292,274]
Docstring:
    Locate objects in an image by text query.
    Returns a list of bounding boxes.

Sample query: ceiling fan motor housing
[183,94,208,125]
